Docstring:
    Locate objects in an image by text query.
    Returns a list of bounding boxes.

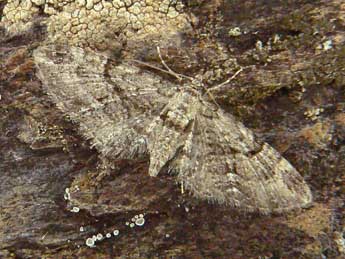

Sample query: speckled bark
[1,0,345,258]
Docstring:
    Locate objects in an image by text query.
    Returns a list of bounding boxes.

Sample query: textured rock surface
[0,0,345,258]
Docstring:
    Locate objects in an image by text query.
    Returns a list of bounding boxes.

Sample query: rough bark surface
[0,0,345,258]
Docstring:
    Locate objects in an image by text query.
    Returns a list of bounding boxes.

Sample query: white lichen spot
[228,27,242,37]
[323,40,333,50]
[86,237,95,247]
[80,226,84,232]
[113,229,119,236]
[129,223,135,228]
[96,233,103,240]
[106,233,111,238]
[273,34,281,44]
[70,206,80,213]
[64,187,71,200]
[135,217,145,226]
[304,107,324,121]
[255,40,263,51]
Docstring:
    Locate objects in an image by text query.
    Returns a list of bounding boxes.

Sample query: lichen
[0,0,190,49]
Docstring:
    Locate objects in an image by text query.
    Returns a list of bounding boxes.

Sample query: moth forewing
[33,44,313,214]
[166,94,312,213]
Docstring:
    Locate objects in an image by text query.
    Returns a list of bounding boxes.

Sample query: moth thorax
[164,109,191,130]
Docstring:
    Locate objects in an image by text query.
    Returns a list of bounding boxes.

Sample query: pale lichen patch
[0,0,191,50]
[85,237,95,247]
[70,206,80,213]
[304,107,324,121]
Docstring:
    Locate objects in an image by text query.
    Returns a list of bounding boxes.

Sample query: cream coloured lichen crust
[1,0,42,34]
[0,0,189,49]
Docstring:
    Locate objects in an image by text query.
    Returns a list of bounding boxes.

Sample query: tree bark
[0,0,344,258]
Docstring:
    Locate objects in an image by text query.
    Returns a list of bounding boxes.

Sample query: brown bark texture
[0,0,345,258]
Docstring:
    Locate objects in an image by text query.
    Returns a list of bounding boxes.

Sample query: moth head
[155,91,195,130]
[162,109,192,130]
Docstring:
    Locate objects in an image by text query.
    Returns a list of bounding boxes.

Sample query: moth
[33,45,312,213]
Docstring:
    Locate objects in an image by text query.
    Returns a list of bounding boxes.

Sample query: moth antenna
[157,46,221,110]
[199,66,247,111]
[132,48,196,84]
[135,47,242,111]
[157,46,182,81]
[131,59,182,80]
[207,66,247,93]
[156,46,197,83]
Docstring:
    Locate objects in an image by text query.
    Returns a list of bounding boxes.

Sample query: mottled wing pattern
[33,45,176,161]
[34,45,312,213]
[146,92,195,177]
[149,91,312,213]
